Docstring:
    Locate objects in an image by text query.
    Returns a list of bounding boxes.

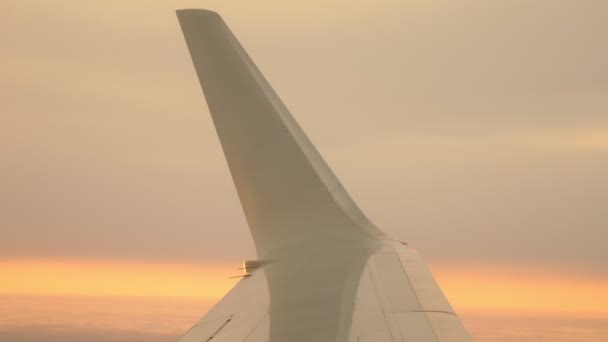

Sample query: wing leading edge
[176,9,472,342]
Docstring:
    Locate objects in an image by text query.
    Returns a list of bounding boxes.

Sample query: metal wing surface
[176,9,472,342]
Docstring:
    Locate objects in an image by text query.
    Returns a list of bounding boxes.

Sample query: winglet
[177,9,386,258]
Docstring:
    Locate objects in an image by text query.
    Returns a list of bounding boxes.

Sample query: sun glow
[1,259,607,317]
[431,263,608,316]
[0,259,237,299]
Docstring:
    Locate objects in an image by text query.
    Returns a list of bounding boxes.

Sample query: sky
[1,1,607,341]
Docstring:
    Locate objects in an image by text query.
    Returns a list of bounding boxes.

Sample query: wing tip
[176,9,222,21]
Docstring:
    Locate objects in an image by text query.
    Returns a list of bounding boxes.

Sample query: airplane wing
[176,9,472,342]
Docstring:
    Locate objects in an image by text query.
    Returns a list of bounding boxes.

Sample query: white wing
[176,9,472,342]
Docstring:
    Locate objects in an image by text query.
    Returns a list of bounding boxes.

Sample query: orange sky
[0,259,236,300]
[2,259,606,317]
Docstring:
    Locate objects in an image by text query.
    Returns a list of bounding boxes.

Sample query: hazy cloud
[1,1,607,274]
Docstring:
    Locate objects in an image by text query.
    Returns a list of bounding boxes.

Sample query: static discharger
[229,260,268,279]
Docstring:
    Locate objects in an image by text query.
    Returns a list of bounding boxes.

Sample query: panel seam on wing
[367,258,402,342]
[395,251,441,342]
